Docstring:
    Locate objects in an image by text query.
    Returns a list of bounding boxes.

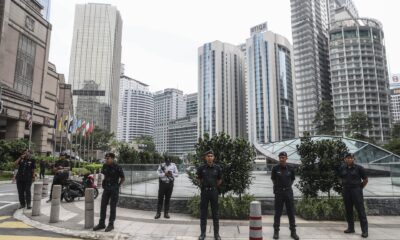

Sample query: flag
[85,122,91,137]
[68,117,74,134]
[63,114,69,132]
[81,120,86,136]
[89,120,94,134]
[57,114,63,132]
[76,119,82,133]
[53,114,58,129]
[26,113,32,130]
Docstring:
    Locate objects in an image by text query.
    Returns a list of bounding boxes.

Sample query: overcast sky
[49,0,400,94]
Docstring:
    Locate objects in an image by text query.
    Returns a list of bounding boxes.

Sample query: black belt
[276,187,292,191]
[202,187,217,191]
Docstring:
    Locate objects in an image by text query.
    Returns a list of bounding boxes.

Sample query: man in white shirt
[155,156,179,219]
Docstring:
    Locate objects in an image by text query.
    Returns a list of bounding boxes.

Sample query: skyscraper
[290,0,331,136]
[328,0,359,25]
[198,41,246,139]
[329,18,391,142]
[69,3,122,133]
[185,93,198,117]
[246,23,298,144]
[154,89,185,153]
[117,75,154,143]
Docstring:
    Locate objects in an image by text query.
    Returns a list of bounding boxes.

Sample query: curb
[13,209,139,240]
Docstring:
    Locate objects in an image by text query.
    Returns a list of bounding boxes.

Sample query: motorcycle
[62,174,99,202]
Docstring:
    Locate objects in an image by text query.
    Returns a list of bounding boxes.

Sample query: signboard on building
[390,74,400,89]
[251,22,268,36]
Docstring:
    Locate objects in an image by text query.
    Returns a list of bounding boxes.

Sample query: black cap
[278,151,288,157]
[105,152,115,159]
[344,152,354,158]
[203,149,214,156]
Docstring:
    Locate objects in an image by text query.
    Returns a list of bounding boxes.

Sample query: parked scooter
[62,174,99,202]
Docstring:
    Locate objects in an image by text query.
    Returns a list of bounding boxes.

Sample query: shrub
[296,197,367,221]
[0,171,13,180]
[72,168,90,176]
[188,194,255,220]
[85,163,103,173]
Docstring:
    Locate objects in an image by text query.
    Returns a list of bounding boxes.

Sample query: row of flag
[53,113,95,137]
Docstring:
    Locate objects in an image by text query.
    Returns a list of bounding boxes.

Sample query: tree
[0,139,30,170]
[346,112,372,137]
[384,139,400,156]
[134,135,156,153]
[313,101,335,135]
[188,133,256,197]
[91,127,115,151]
[296,136,349,198]
[117,142,139,164]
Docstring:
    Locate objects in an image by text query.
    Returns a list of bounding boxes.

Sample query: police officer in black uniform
[15,150,36,209]
[271,151,299,240]
[93,152,125,232]
[339,153,368,238]
[197,149,222,240]
[47,152,70,202]
[155,156,179,219]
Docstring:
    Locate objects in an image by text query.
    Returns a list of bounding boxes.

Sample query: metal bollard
[249,201,263,240]
[42,178,49,198]
[32,183,43,216]
[84,188,94,229]
[49,185,61,223]
[97,173,102,188]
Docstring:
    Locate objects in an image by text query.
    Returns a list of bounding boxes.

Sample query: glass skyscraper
[69,3,122,133]
[246,23,298,145]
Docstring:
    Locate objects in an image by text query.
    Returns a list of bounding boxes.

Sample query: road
[0,182,78,239]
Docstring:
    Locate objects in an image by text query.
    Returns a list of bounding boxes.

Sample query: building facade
[69,3,122,133]
[328,0,358,24]
[117,75,154,142]
[329,18,391,142]
[154,89,185,153]
[184,93,197,117]
[167,116,197,159]
[246,24,298,144]
[198,41,246,139]
[391,88,400,123]
[290,0,331,136]
[0,0,58,154]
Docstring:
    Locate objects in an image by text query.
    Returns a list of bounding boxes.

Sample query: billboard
[391,74,400,88]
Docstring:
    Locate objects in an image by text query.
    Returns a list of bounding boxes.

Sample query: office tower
[198,41,246,139]
[290,0,331,136]
[38,0,51,20]
[246,23,298,145]
[185,93,198,117]
[69,3,122,133]
[167,116,197,158]
[329,18,390,142]
[328,0,359,24]
[154,89,185,153]
[117,76,154,143]
[391,88,400,123]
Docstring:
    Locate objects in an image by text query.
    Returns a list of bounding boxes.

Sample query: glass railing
[119,163,400,198]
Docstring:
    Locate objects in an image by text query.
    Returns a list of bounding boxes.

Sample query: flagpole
[28,100,34,150]
[91,122,94,162]
[60,129,63,154]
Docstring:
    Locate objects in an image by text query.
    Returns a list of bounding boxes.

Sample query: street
[0,182,78,239]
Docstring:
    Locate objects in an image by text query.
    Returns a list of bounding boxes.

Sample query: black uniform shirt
[271,164,295,189]
[101,163,125,189]
[54,159,70,177]
[40,161,46,170]
[197,164,222,188]
[16,158,36,181]
[339,164,367,188]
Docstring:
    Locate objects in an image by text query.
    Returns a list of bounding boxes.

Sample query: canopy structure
[255,136,400,169]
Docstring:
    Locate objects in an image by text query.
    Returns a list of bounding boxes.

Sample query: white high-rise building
[290,0,331,136]
[117,76,154,143]
[69,3,122,133]
[198,41,246,139]
[246,23,298,145]
[154,89,185,153]
[328,0,359,24]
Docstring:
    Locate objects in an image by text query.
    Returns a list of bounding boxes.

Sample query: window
[14,34,36,97]
[330,31,342,41]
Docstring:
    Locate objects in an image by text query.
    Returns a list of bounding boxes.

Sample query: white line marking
[0,202,18,210]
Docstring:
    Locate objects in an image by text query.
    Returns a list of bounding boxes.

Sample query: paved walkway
[13,193,400,240]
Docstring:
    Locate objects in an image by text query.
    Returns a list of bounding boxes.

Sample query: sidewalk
[14,194,400,240]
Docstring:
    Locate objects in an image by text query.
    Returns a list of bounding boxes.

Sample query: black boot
[290,229,299,240]
[344,229,355,234]
[361,232,368,238]
[214,233,221,240]
[93,223,106,231]
[154,212,161,219]
[27,205,32,210]
[198,233,206,240]
[164,212,170,219]
[18,205,25,209]
[273,229,279,239]
[105,223,114,232]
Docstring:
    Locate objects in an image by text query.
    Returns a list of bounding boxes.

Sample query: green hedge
[0,171,13,181]
[188,194,255,220]
[296,197,366,220]
[71,168,90,176]
[84,163,103,173]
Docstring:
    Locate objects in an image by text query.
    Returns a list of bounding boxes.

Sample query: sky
[49,0,400,94]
